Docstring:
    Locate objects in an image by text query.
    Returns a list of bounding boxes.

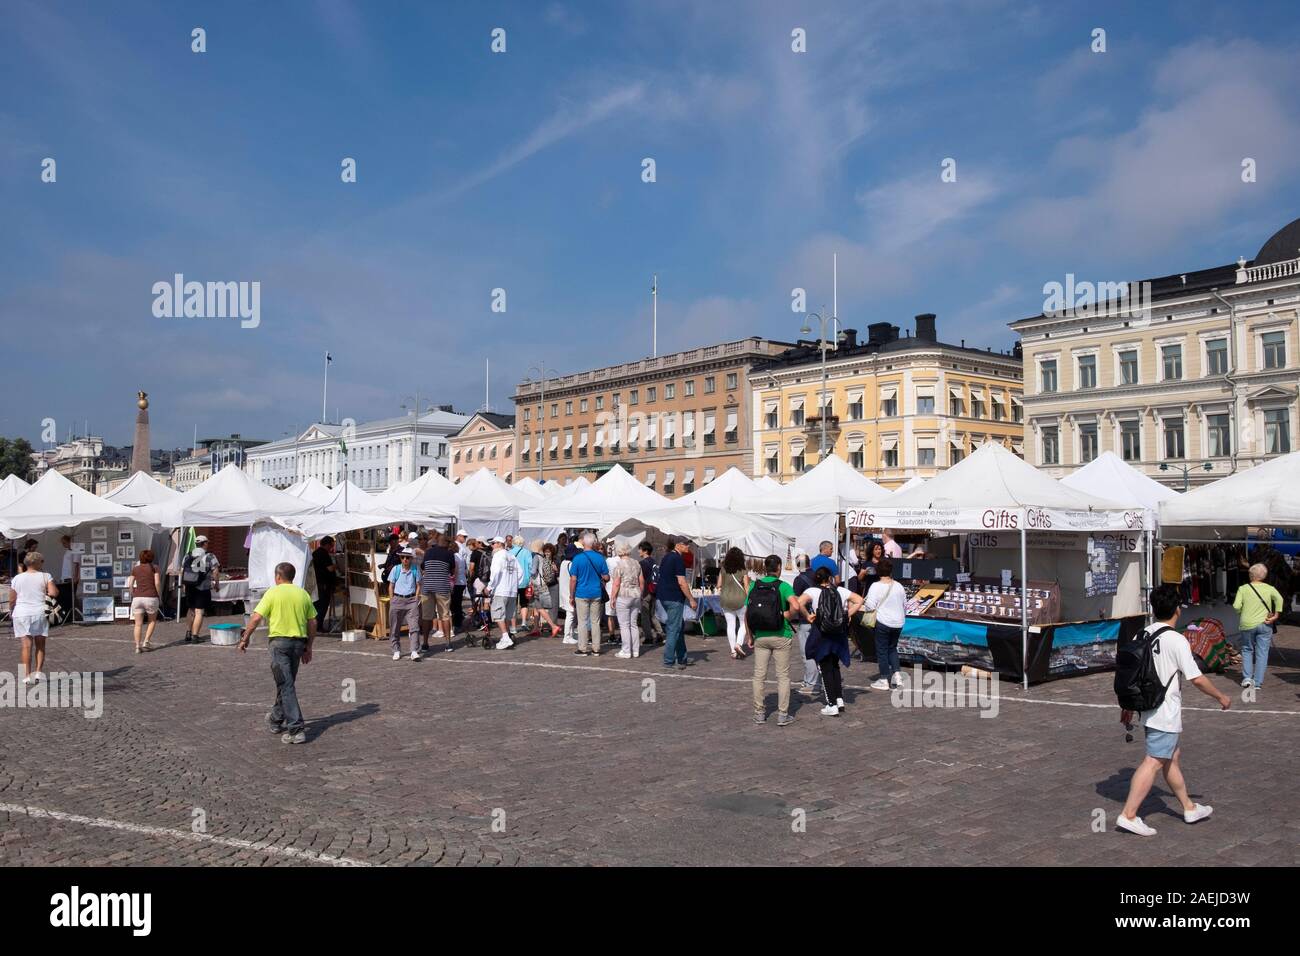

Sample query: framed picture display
[99,581,111,592]
[91,541,108,554]
[81,582,99,595]
[115,546,126,559]
[96,555,112,568]
[71,542,86,554]
[124,546,136,560]
[113,575,129,589]
[79,565,97,581]
[113,606,131,620]
[118,530,133,543]
[83,596,114,623]
[90,526,108,540]
[120,591,132,603]
[113,560,128,574]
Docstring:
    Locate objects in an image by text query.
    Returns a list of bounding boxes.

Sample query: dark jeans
[451,585,465,629]
[269,637,307,733]
[57,581,74,623]
[640,592,664,641]
[662,600,687,665]
[314,593,331,631]
[874,623,902,679]
[819,656,844,705]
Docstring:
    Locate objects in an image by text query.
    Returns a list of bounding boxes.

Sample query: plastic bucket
[209,623,242,646]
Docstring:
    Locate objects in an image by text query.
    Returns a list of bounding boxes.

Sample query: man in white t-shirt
[1116,584,1231,838]
[881,531,903,560]
[57,534,79,623]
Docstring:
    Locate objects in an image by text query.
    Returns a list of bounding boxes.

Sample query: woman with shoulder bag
[1232,562,1283,690]
[720,547,751,660]
[529,539,561,637]
[864,558,908,691]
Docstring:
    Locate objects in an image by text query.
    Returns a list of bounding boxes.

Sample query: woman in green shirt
[1232,563,1283,689]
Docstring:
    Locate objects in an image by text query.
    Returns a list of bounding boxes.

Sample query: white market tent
[137,464,320,528]
[284,477,335,506]
[369,469,457,522]
[447,468,541,539]
[1062,451,1178,516]
[859,442,1138,689]
[0,474,31,509]
[1159,450,1300,529]
[518,465,670,529]
[0,469,139,535]
[890,475,927,496]
[600,504,794,556]
[103,470,181,507]
[753,475,784,491]
[317,480,380,514]
[677,466,757,508]
[511,476,551,500]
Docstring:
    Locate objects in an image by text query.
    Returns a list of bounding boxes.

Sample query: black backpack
[181,552,208,586]
[746,579,784,632]
[1114,625,1176,712]
[815,585,847,637]
[476,550,492,584]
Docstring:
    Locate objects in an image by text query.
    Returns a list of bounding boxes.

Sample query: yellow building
[749,314,1024,487]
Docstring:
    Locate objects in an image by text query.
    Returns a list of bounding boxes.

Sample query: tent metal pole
[1020,525,1028,691]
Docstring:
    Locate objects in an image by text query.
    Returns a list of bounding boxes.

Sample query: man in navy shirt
[658,536,698,669]
[637,541,664,645]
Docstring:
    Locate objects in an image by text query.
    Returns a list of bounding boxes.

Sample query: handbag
[1247,583,1279,633]
[862,581,899,630]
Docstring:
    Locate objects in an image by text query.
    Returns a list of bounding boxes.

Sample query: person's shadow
[305,702,379,741]
[1096,768,1204,822]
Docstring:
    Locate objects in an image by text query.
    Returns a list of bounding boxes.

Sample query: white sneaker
[869,678,890,691]
[820,704,840,717]
[1183,803,1213,824]
[890,672,905,688]
[22,675,35,686]
[561,636,578,644]
[392,651,402,661]
[31,672,43,683]
[1241,678,1253,688]
[836,697,846,709]
[615,651,631,659]
[632,650,640,658]
[434,630,444,639]
[496,635,514,650]
[1116,814,1157,837]
[409,651,422,661]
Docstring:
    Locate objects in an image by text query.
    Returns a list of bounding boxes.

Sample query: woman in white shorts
[7,550,58,684]
[128,548,162,652]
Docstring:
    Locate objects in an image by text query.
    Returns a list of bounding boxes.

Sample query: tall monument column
[130,391,151,475]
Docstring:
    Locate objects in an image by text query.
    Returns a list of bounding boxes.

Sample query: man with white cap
[387,548,422,660]
[182,534,220,644]
[487,536,522,650]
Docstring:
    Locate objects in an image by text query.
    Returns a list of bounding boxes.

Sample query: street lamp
[280,428,303,488]
[800,309,846,459]
[1160,460,1213,492]
[525,363,553,481]
[401,393,435,485]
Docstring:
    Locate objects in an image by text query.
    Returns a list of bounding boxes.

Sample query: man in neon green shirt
[239,562,317,744]
[744,554,802,726]
[1231,562,1283,690]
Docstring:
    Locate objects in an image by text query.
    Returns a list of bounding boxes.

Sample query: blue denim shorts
[1144,726,1180,759]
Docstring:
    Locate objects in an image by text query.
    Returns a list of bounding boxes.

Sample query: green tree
[0,436,36,481]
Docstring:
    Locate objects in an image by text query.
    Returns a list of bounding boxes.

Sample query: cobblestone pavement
[2,614,1297,866]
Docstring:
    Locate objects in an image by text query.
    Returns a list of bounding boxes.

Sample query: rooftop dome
[1253,216,1300,265]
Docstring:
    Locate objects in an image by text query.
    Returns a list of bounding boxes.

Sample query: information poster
[1085,536,1119,597]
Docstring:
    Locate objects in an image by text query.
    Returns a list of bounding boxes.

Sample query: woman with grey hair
[1232,562,1283,689]
[609,541,644,658]
[7,551,58,684]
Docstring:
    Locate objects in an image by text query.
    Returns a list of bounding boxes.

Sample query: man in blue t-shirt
[658,536,698,669]
[568,533,609,655]
[810,540,839,583]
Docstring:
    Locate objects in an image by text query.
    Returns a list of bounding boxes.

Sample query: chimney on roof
[914,313,937,342]
[841,328,857,348]
[866,322,897,346]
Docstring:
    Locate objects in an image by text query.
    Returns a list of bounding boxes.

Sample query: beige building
[1010,216,1300,489]
[449,413,517,482]
[512,337,792,495]
[750,315,1024,487]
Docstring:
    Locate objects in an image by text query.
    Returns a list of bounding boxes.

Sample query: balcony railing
[1238,254,1300,284]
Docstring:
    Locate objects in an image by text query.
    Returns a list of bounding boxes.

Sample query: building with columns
[246,407,469,491]
[1010,216,1300,489]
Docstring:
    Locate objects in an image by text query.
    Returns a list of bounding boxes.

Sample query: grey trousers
[389,594,421,654]
[796,623,821,688]
[575,597,604,653]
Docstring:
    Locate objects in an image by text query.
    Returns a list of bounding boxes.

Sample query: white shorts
[13,612,49,638]
[131,597,160,618]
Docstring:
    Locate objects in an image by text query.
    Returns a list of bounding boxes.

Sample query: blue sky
[4,0,1300,448]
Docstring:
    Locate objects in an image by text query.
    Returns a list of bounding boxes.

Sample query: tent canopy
[1159,451,1300,528]
[0,469,140,535]
[369,469,457,521]
[518,465,670,528]
[137,463,320,528]
[599,504,794,554]
[677,466,757,509]
[1062,451,1179,512]
[103,471,181,507]
[0,473,32,510]
[740,454,888,514]
[317,480,381,514]
[284,477,336,506]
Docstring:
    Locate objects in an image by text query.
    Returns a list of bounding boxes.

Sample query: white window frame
[1036,353,1060,395]
[1112,342,1141,387]
[1072,347,1100,391]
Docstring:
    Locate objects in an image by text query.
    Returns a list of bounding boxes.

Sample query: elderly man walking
[238,562,318,745]
[487,537,522,650]
[387,549,422,661]
[568,532,609,656]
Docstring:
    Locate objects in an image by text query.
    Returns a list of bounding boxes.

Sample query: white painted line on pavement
[53,633,1300,717]
[0,802,373,867]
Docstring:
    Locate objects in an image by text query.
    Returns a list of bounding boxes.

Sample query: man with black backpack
[744,554,802,726]
[182,534,220,644]
[1114,584,1231,837]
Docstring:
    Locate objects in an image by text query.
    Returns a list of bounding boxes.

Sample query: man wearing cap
[379,533,403,596]
[183,534,221,644]
[657,536,698,669]
[387,549,422,660]
[487,536,522,650]
[452,531,469,633]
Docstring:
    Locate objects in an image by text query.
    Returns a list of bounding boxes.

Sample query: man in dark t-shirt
[637,541,663,645]
[420,534,456,652]
[311,537,338,632]
[657,537,697,669]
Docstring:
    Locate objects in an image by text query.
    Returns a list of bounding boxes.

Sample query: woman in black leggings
[798,566,865,718]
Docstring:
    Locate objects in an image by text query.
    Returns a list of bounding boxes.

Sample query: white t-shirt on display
[1139,623,1202,734]
[865,580,907,628]
[11,571,53,615]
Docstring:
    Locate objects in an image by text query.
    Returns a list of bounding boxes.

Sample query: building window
[724,411,738,443]
[1041,427,1059,465]
[665,383,675,399]
[1265,408,1291,454]
[1161,344,1183,381]
[546,403,555,418]
[881,393,897,417]
[595,396,604,411]
[1077,354,1097,390]
[792,449,806,472]
[949,392,965,417]
[1012,398,1023,423]
[1163,418,1185,459]
[918,446,936,467]
[704,376,716,394]
[647,386,656,403]
[1205,338,1228,375]
[882,446,898,468]
[726,372,738,389]
[683,473,695,494]
[917,394,935,415]
[612,392,620,407]
[951,446,965,465]
[791,402,805,426]
[765,406,778,429]
[1040,360,1058,393]
[765,451,779,475]
[1262,330,1287,369]
[489,445,497,459]
[580,399,589,413]
[1207,413,1231,457]
[703,411,716,446]
[991,398,1005,421]
[629,390,639,405]
[847,394,864,419]
[971,395,985,419]
[1120,421,1140,462]
[1118,350,1138,385]
[565,401,573,415]
[1079,423,1098,463]
[663,473,675,495]
[848,447,864,469]
[524,408,530,422]
[685,380,695,397]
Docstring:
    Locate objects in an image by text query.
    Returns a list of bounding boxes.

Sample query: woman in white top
[608,542,645,658]
[718,547,751,660]
[7,550,58,685]
[864,557,908,691]
[558,553,576,643]
[797,566,864,716]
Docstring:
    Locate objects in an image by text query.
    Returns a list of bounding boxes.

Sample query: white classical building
[246,408,469,492]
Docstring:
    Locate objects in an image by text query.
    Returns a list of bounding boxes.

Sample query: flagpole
[652,275,658,358]
[322,352,331,424]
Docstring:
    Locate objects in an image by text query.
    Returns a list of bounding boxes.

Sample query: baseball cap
[195,534,208,545]
[492,536,506,544]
